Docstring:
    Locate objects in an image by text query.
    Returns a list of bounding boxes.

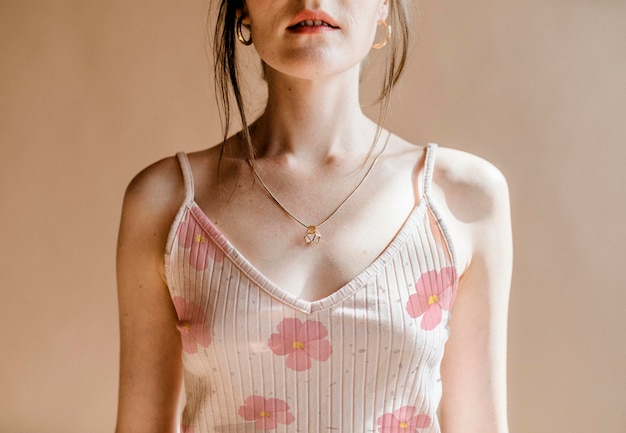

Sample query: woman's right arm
[115,158,186,433]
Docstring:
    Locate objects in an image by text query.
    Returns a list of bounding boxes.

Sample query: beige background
[1,0,625,432]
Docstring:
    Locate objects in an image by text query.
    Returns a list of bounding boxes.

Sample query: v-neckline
[186,200,428,314]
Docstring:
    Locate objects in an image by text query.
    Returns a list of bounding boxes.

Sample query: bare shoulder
[119,155,188,257]
[122,155,187,225]
[388,137,510,224]
[433,146,510,224]
[427,145,512,272]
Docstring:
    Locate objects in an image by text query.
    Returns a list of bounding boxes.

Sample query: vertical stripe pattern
[164,144,458,433]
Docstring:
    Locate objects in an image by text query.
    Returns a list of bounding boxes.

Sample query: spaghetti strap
[421,142,458,270]
[422,143,438,199]
[175,152,195,202]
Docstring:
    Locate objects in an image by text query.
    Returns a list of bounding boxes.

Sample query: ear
[378,0,390,20]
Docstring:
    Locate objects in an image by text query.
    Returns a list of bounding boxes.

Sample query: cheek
[247,9,281,40]
[348,14,379,51]
[348,4,381,38]
[245,0,272,10]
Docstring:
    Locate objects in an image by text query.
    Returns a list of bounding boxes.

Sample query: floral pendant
[304,226,321,245]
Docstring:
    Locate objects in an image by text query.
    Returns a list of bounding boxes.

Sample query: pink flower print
[406,267,457,330]
[377,406,432,433]
[238,395,295,431]
[177,214,223,270]
[268,318,332,372]
[173,296,211,354]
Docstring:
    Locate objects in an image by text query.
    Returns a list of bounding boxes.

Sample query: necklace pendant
[304,226,321,245]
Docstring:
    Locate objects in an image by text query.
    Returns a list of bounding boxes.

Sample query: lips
[287,11,339,30]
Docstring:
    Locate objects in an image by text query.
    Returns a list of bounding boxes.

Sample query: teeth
[297,19,330,27]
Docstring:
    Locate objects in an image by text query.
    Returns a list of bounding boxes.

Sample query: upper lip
[287,10,339,29]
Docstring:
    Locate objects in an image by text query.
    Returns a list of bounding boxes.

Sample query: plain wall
[1,0,625,432]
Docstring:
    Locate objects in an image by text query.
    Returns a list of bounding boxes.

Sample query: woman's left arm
[437,154,513,433]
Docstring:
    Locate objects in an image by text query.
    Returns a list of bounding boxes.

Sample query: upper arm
[115,157,186,433]
[435,150,513,433]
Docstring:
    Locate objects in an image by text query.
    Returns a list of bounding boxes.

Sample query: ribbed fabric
[164,144,458,433]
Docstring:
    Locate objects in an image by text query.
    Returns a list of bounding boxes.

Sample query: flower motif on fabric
[268,318,332,371]
[238,395,295,431]
[177,213,223,270]
[172,296,211,354]
[406,267,457,330]
[377,406,432,433]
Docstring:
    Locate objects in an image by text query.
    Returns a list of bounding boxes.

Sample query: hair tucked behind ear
[214,0,254,168]
[212,0,416,168]
[370,0,416,150]
[378,0,414,104]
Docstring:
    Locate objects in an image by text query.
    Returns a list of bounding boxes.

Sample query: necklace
[250,132,391,245]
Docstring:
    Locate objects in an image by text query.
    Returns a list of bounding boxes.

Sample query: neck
[251,64,379,164]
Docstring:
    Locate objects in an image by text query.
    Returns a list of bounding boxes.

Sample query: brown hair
[213,0,415,162]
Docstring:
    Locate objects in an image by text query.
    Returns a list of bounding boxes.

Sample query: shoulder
[119,155,188,250]
[123,155,186,217]
[434,145,509,196]
[389,139,510,219]
[121,145,226,225]
[428,145,512,271]
[433,145,510,224]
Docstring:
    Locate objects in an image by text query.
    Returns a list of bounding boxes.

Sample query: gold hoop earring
[236,16,253,45]
[372,20,391,49]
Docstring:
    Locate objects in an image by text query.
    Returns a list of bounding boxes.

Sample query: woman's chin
[262,53,362,82]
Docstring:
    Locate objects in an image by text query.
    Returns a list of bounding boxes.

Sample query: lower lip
[287,25,337,34]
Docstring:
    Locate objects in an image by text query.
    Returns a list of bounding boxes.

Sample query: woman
[115,0,512,432]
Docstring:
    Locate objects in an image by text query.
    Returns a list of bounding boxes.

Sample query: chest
[192,161,420,301]
[167,228,455,431]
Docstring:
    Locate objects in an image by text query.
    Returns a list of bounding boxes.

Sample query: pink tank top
[164,143,458,433]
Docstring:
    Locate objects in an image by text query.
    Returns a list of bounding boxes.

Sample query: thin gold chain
[249,132,391,231]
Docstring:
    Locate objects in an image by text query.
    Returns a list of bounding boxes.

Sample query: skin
[115,1,512,432]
